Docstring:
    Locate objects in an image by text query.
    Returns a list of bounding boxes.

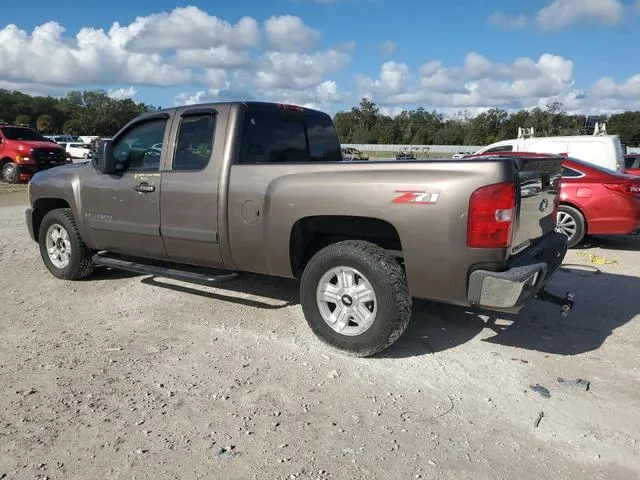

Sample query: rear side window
[484,145,513,153]
[173,113,216,171]
[239,110,342,164]
[561,166,584,177]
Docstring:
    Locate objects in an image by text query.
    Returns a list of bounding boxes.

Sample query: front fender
[29,164,92,246]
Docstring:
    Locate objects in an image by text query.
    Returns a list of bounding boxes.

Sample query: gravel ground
[1,189,639,480]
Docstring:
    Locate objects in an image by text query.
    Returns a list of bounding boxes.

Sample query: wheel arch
[289,215,403,278]
[31,198,72,242]
[559,201,589,233]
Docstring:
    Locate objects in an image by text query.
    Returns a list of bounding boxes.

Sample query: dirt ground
[1,186,639,480]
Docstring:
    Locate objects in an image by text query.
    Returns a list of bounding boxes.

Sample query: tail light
[467,182,516,248]
[603,182,640,196]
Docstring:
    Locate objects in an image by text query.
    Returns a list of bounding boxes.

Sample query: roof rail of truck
[517,127,535,139]
[593,122,607,136]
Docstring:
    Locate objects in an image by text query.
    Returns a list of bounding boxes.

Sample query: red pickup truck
[0,123,68,183]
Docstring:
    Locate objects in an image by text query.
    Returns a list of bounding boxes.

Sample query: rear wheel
[556,205,586,248]
[300,240,412,357]
[2,162,19,183]
[38,208,95,280]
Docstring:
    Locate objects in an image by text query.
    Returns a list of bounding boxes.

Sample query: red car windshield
[0,126,46,141]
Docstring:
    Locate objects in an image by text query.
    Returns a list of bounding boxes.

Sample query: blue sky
[1,0,640,115]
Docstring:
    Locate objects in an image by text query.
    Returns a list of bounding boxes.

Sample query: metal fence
[341,144,484,154]
[343,143,640,155]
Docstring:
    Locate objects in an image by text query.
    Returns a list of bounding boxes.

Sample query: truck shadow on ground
[577,234,640,252]
[380,265,640,359]
[96,264,638,359]
[139,274,299,310]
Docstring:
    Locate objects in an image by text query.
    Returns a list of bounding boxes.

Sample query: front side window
[113,119,167,172]
[173,114,216,171]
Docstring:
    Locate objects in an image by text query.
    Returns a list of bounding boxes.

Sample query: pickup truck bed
[25,101,570,356]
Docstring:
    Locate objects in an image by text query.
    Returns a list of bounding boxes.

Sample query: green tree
[14,114,31,126]
[36,114,55,133]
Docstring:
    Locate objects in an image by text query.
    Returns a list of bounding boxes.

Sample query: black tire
[300,240,412,357]
[38,208,95,280]
[556,205,586,248]
[2,161,19,184]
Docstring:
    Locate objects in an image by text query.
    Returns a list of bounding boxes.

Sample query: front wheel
[556,205,586,248]
[38,208,95,280]
[2,162,19,183]
[300,240,412,357]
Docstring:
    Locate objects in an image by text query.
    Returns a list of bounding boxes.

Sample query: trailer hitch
[534,290,575,317]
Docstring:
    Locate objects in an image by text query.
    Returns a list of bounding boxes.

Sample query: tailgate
[510,155,563,255]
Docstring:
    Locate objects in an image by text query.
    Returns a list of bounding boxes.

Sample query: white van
[473,125,625,172]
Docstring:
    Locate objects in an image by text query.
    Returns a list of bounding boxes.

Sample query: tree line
[2,89,639,147]
[0,89,157,136]
[334,98,640,148]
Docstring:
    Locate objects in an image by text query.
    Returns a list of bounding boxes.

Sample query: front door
[81,115,171,259]
[159,106,227,267]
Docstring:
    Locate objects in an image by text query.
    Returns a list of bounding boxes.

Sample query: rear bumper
[467,232,567,312]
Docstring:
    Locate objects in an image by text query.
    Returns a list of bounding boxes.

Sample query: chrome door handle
[134,182,155,193]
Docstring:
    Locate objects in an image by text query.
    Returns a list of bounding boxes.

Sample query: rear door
[510,155,564,255]
[81,114,171,259]
[159,105,229,267]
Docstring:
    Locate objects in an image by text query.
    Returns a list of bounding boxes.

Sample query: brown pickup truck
[25,101,572,356]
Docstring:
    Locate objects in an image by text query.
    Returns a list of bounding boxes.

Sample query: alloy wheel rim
[46,224,72,268]
[315,266,377,336]
[556,211,577,240]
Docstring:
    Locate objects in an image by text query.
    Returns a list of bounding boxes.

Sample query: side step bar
[92,252,240,285]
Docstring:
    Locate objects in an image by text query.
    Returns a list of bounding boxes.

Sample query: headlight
[15,155,31,162]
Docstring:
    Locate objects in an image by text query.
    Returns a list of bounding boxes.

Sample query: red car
[0,123,68,183]
[625,154,640,176]
[465,151,640,248]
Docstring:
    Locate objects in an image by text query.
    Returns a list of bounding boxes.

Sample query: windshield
[1,126,46,141]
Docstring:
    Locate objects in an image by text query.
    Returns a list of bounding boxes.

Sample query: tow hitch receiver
[534,290,575,317]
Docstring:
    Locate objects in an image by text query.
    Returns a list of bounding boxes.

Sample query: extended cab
[1,124,68,183]
[25,102,571,356]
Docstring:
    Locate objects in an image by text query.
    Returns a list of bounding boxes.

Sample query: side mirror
[92,139,117,174]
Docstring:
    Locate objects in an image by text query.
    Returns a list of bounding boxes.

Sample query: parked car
[395,148,417,160]
[624,154,640,176]
[472,126,625,173]
[558,157,640,246]
[0,123,69,183]
[341,147,369,161]
[468,151,640,247]
[25,102,571,357]
[66,142,92,159]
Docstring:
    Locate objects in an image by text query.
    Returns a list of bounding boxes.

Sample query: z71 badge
[392,191,440,205]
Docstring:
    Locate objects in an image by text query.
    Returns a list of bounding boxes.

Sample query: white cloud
[264,15,320,53]
[537,0,624,30]
[488,12,528,29]
[108,86,137,100]
[335,41,357,53]
[249,49,350,90]
[119,7,261,52]
[356,52,605,113]
[170,45,253,69]
[380,41,397,53]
